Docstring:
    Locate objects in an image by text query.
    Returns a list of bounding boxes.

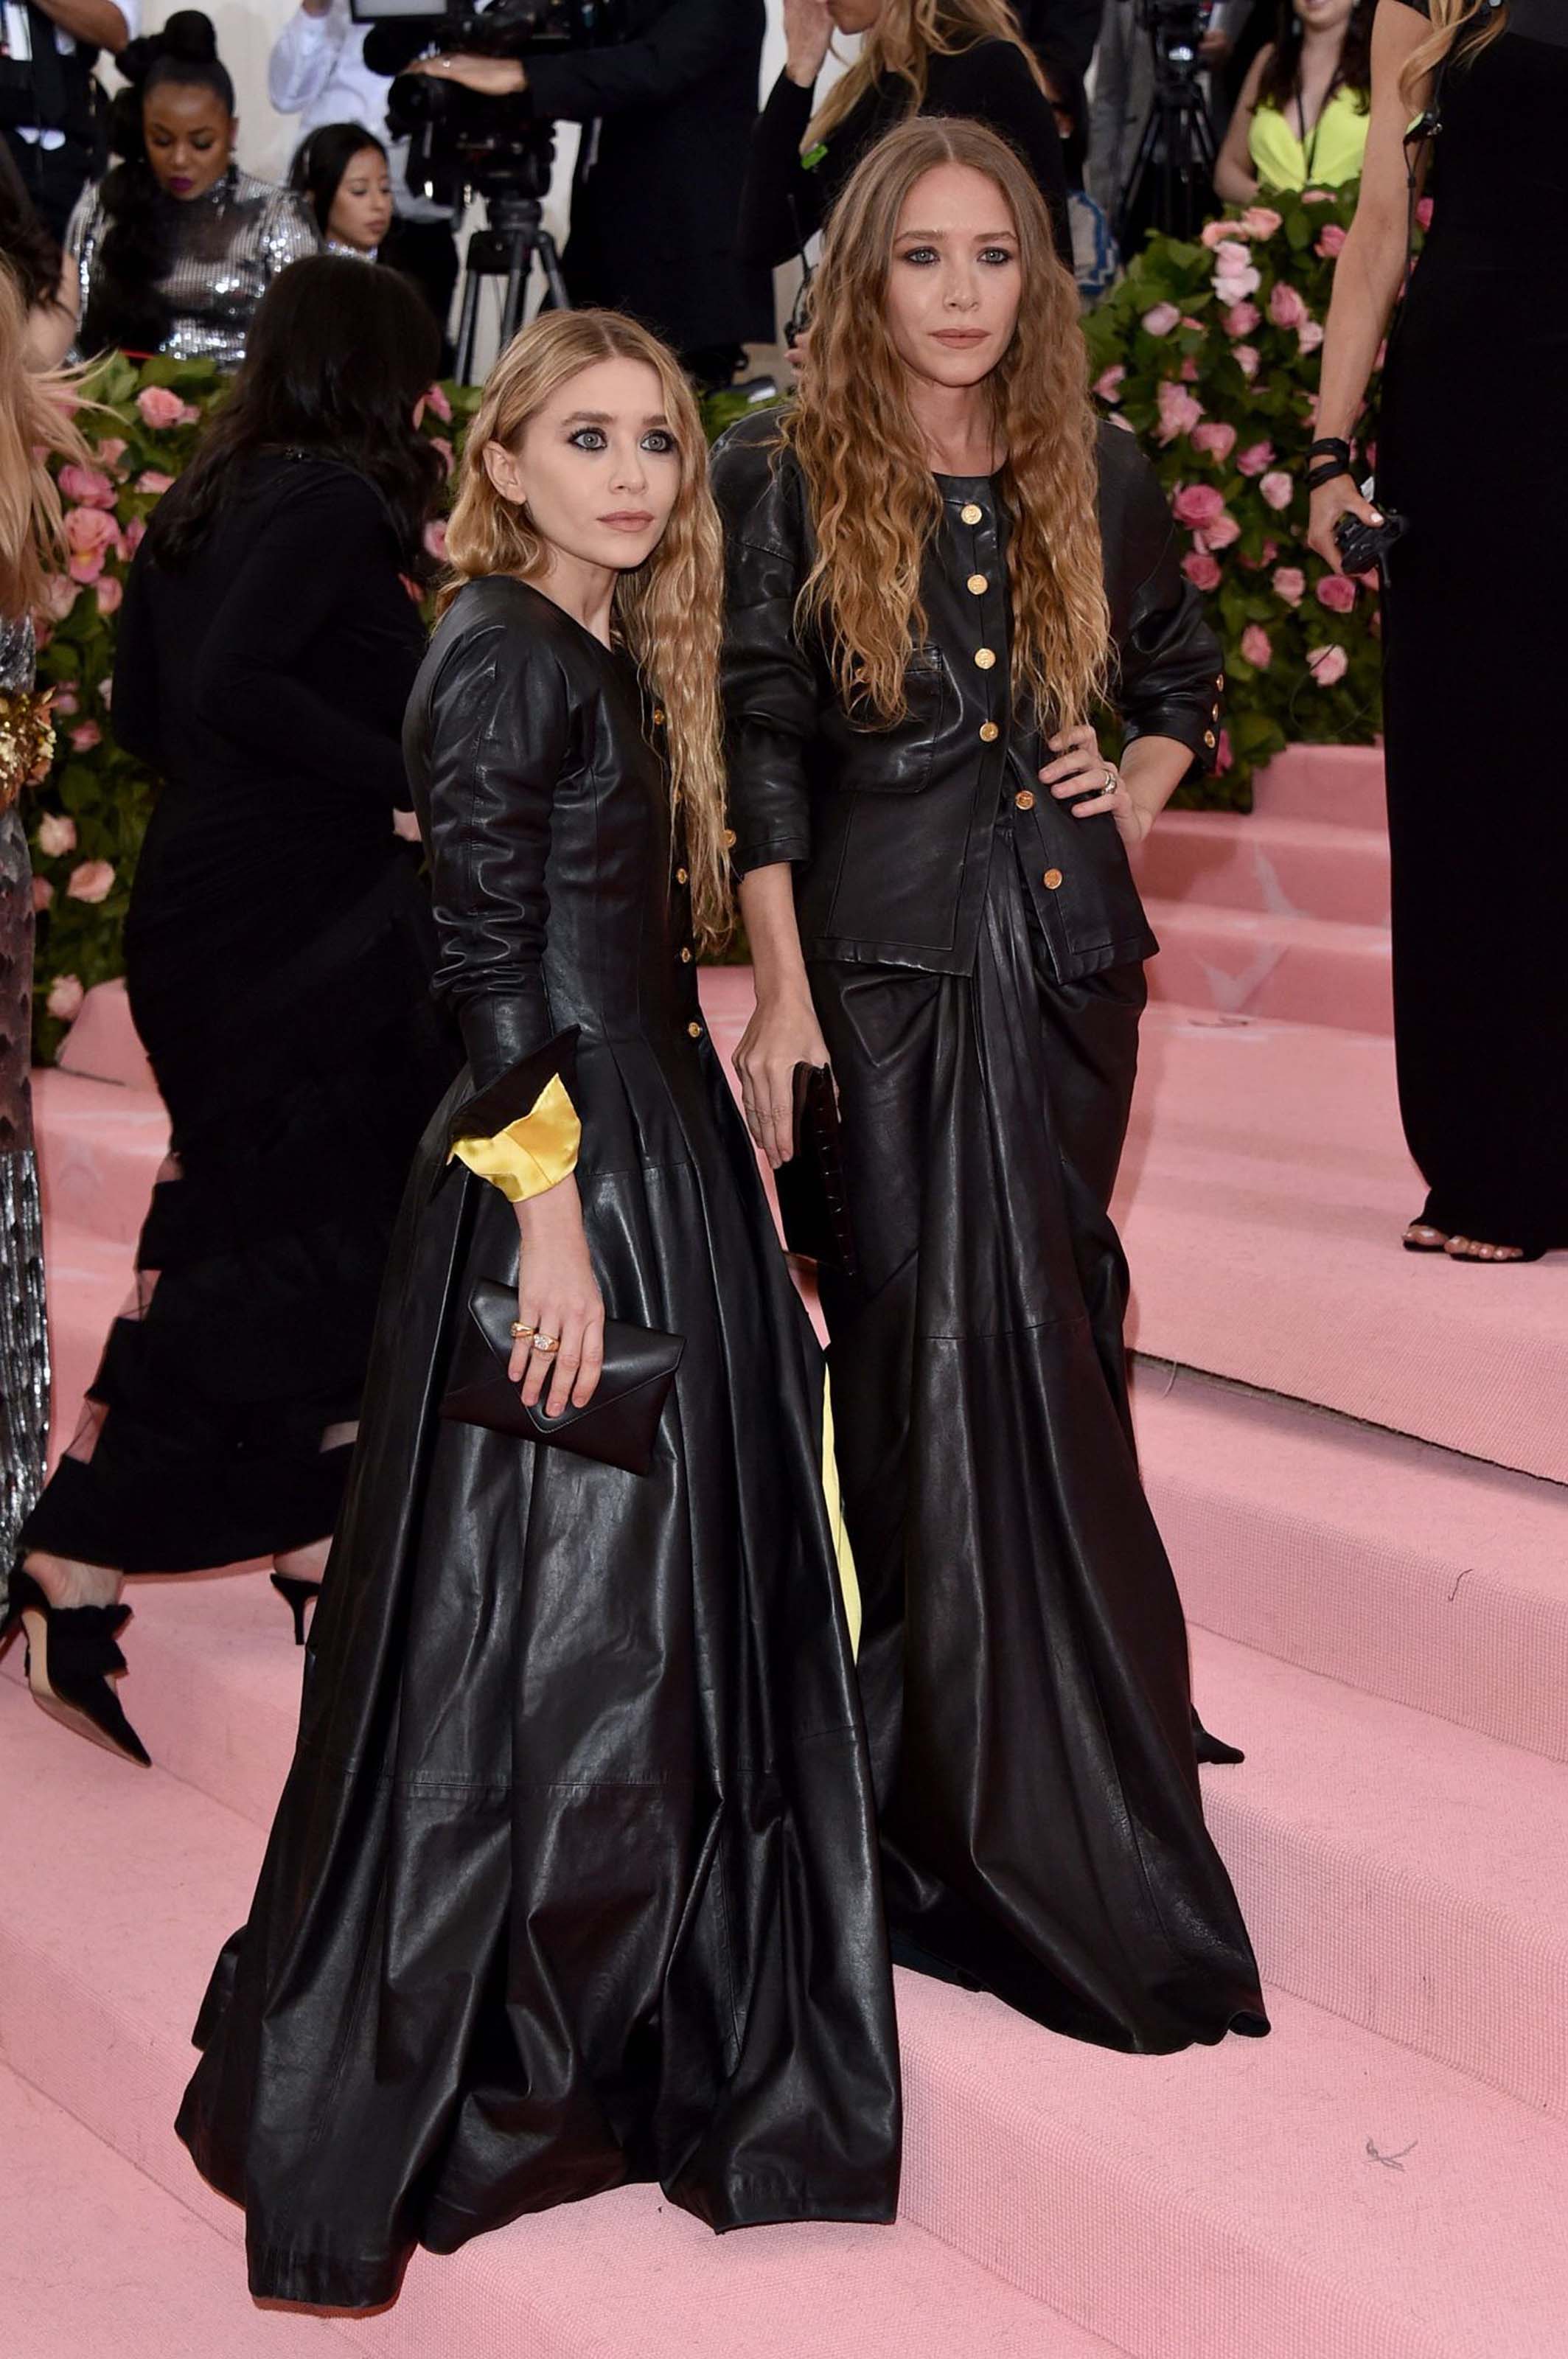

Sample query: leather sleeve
[1101,428,1224,773]
[711,421,820,877]
[420,615,579,1102]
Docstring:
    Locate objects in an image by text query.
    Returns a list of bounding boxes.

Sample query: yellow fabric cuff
[448,1072,581,1203]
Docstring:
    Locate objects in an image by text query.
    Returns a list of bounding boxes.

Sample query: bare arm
[32,0,129,49]
[1213,49,1269,204]
[735,863,829,1171]
[1307,0,1431,562]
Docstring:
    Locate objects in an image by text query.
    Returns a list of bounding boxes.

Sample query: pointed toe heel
[270,1572,322,1646]
[2,1569,150,1767]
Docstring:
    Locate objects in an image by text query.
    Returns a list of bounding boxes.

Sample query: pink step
[1250,743,1387,829]
[1140,1371,1568,1763]
[1144,899,1394,1034]
[0,2063,355,2358]
[35,1067,167,1247]
[4,1679,1568,2359]
[1132,810,1389,926]
[39,1219,134,1463]
[56,977,157,1093]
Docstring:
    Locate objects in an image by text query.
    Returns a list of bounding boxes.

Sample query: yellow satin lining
[821,1370,861,1659]
[448,1073,582,1203]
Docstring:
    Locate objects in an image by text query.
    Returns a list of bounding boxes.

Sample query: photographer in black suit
[0,0,133,241]
[409,0,772,390]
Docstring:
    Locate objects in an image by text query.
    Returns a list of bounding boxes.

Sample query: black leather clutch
[773,1062,857,1279]
[438,1280,684,1478]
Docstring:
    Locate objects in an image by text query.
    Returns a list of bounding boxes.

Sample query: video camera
[352,0,624,204]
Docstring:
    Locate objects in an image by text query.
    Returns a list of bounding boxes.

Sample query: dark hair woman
[71,11,316,369]
[0,143,80,369]
[739,0,1073,273]
[1215,0,1376,203]
[288,121,394,258]
[715,117,1269,2052]
[10,256,458,1767]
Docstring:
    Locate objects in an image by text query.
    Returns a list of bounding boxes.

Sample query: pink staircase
[8,741,1568,2359]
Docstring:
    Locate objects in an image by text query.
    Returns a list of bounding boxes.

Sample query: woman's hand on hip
[511,1176,604,1415]
[734,988,829,1170]
[1307,475,1381,571]
[1042,724,1154,848]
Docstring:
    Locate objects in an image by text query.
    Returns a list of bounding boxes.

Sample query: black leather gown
[714,413,1269,2055]
[175,578,901,2308]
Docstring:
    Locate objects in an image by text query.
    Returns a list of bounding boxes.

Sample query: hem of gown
[891,1920,1269,2054]
[1416,1188,1558,1256]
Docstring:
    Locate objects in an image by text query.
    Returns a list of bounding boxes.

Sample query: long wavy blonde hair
[0,263,91,624]
[806,0,1047,150]
[442,310,731,950]
[1400,0,1509,107]
[784,116,1109,737]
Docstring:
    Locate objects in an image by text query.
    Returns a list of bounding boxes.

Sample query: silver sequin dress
[69,167,319,374]
[0,613,49,1600]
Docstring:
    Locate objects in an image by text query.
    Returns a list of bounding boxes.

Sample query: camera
[353,0,624,204]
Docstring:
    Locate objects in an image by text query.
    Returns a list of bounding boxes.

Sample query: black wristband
[1306,459,1356,492]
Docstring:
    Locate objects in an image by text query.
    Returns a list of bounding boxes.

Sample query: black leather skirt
[812,832,1269,2052]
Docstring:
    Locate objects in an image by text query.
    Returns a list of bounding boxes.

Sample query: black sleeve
[524,0,756,121]
[711,422,821,876]
[933,44,1075,271]
[190,473,411,806]
[419,616,578,1107]
[106,547,161,768]
[1100,431,1224,773]
[736,68,825,268]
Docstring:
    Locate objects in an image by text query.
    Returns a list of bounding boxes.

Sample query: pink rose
[70,721,102,752]
[1179,357,1199,381]
[66,858,116,904]
[1262,540,1278,562]
[1272,565,1306,607]
[1216,728,1234,773]
[59,462,116,509]
[1297,320,1325,355]
[1141,301,1181,337]
[1172,483,1226,529]
[63,505,117,556]
[1316,223,1348,260]
[1236,439,1275,477]
[1308,643,1350,686]
[36,811,76,857]
[1201,510,1241,551]
[97,436,127,467]
[1416,197,1435,231]
[136,470,174,495]
[1093,364,1126,403]
[1301,189,1334,206]
[1316,572,1358,613]
[94,576,122,617]
[1200,217,1245,249]
[423,517,448,562]
[39,574,77,621]
[50,687,77,717]
[1259,470,1295,513]
[1234,345,1260,380]
[31,874,53,911]
[176,400,201,427]
[1240,624,1273,670]
[1191,421,1237,461]
[1182,551,1222,591]
[1268,282,1309,332]
[136,385,186,430]
[97,677,113,709]
[431,435,454,477]
[425,381,453,423]
[1214,262,1262,306]
[1156,379,1204,443]
[1223,300,1261,338]
[46,973,84,1022]
[122,517,146,558]
[1241,206,1283,240]
[68,546,104,584]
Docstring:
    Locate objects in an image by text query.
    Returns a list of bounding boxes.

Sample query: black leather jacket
[712,411,1224,981]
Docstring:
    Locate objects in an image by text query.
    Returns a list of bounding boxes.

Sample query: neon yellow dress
[1250,83,1370,189]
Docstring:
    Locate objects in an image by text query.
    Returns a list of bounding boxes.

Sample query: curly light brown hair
[784,116,1109,738]
[0,262,92,625]
[442,309,731,951]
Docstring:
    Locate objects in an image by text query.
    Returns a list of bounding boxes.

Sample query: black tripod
[1118,2,1219,251]
[453,191,571,384]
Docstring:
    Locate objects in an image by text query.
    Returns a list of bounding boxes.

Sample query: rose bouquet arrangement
[1083,181,1407,809]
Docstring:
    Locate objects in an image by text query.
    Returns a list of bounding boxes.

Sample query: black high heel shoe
[270,1572,322,1647]
[1192,1707,1244,1767]
[1,1568,150,1767]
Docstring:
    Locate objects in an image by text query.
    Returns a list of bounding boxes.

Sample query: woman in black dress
[716,117,1268,2052]
[10,257,456,1766]
[1309,0,1565,1261]
[740,0,1073,273]
[175,308,899,2306]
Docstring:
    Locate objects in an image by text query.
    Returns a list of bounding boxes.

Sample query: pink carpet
[10,740,1568,2358]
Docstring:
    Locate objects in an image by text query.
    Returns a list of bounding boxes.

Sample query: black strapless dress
[1377,0,1568,1250]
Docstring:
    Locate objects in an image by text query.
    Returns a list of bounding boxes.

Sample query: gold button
[675,866,688,884]
[974,647,997,671]
[687,1021,703,1039]
[967,573,987,595]
[960,501,983,525]
[680,947,692,964]
[1215,675,1224,689]
[1042,868,1063,891]
[979,721,1000,745]
[652,706,666,726]
[1204,730,1216,748]
[1014,789,1035,811]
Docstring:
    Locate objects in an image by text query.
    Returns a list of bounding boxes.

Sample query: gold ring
[1102,769,1118,795]
[511,1321,536,1341]
[532,1332,561,1355]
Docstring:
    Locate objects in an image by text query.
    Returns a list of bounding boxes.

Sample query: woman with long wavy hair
[1309,0,1563,1261]
[739,0,1073,271]
[177,308,900,2307]
[715,116,1268,2054]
